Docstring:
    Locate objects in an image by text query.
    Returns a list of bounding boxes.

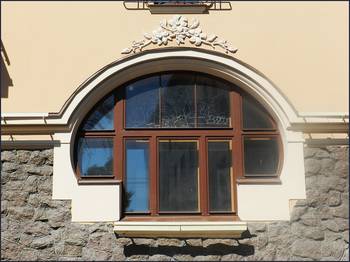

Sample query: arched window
[74,71,281,219]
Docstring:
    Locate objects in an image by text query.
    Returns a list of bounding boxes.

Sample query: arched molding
[53,48,301,142]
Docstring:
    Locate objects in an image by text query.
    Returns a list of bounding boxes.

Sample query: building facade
[1,1,349,261]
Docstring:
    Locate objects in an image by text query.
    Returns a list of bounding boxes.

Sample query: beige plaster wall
[1,1,348,113]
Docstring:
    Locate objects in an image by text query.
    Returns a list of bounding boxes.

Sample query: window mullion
[232,92,244,183]
[115,90,124,181]
[194,74,198,128]
[149,136,158,216]
[199,136,208,216]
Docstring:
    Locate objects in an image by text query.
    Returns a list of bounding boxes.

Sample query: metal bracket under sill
[114,221,248,238]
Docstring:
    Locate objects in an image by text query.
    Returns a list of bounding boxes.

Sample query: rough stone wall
[1,146,349,261]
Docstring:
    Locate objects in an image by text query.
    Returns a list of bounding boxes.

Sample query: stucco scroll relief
[121,15,238,55]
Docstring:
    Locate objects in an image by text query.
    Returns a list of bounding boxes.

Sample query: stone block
[291,239,321,260]
[28,151,46,165]
[1,162,18,172]
[1,151,16,162]
[304,158,322,174]
[328,191,342,207]
[304,148,318,158]
[81,247,111,260]
[341,248,349,261]
[202,238,237,248]
[314,149,331,159]
[334,160,349,178]
[18,249,40,261]
[63,244,83,256]
[185,238,202,247]
[321,240,345,260]
[126,255,150,261]
[23,175,39,193]
[40,149,54,165]
[24,164,53,176]
[133,238,157,246]
[193,255,221,261]
[31,235,55,249]
[157,238,185,247]
[16,150,32,163]
[115,237,132,246]
[324,230,343,242]
[290,206,308,222]
[173,255,194,261]
[320,158,336,174]
[149,254,173,261]
[332,204,349,219]
[7,206,34,220]
[330,147,349,161]
[111,247,126,261]
[300,210,321,227]
[37,177,52,193]
[342,231,349,243]
[24,222,50,237]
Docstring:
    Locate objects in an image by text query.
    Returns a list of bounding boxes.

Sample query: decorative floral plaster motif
[122,15,238,54]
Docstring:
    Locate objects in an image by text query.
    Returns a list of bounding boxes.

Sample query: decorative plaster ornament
[122,15,238,55]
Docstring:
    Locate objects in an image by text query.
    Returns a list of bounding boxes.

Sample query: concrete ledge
[114,221,247,238]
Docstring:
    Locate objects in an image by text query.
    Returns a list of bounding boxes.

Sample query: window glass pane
[243,96,274,129]
[197,75,231,128]
[159,140,199,212]
[125,76,160,128]
[244,137,279,175]
[77,138,113,176]
[82,95,114,131]
[208,141,233,212]
[161,73,195,128]
[125,140,149,212]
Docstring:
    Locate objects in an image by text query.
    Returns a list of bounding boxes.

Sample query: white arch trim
[58,49,300,127]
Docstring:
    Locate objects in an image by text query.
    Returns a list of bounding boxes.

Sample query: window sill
[236,177,281,185]
[113,221,247,238]
[78,179,121,185]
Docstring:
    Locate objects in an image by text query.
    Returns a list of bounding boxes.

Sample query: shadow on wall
[1,40,13,98]
[124,232,255,257]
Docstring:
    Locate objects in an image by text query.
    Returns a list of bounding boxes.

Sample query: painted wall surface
[1,1,348,113]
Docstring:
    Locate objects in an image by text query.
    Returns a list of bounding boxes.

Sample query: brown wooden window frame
[74,71,282,220]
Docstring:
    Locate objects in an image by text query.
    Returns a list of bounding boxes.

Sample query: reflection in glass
[208,141,233,212]
[197,76,231,128]
[126,76,160,128]
[82,95,114,130]
[159,140,199,212]
[77,138,113,176]
[243,96,274,129]
[244,137,278,175]
[125,140,149,212]
[124,72,233,129]
[161,73,195,128]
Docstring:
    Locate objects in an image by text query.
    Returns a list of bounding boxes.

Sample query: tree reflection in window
[126,76,160,128]
[161,73,195,128]
[197,75,230,127]
[125,72,231,128]
[243,96,274,129]
[77,138,113,176]
[82,95,114,131]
